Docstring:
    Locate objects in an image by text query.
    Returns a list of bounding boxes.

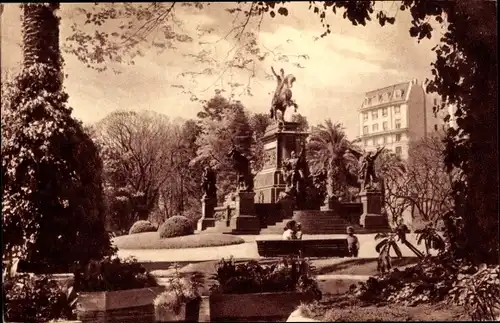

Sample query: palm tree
[307,120,361,202]
[22,3,62,82]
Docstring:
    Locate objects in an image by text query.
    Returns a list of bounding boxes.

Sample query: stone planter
[76,286,165,322]
[154,297,201,322]
[209,292,314,322]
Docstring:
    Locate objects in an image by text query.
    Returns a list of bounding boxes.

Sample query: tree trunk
[21,3,63,91]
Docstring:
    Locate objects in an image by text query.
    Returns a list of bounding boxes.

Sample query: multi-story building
[358,79,446,159]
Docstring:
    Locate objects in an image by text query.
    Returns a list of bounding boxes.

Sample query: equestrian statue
[270,66,298,122]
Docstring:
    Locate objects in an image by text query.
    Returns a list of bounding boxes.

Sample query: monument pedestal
[359,189,389,229]
[253,121,310,203]
[229,191,260,234]
[320,196,340,211]
[197,197,217,231]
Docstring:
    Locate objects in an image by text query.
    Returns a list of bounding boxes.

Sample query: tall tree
[192,96,255,200]
[307,120,361,201]
[1,3,112,272]
[156,119,202,223]
[95,110,174,231]
[406,135,454,224]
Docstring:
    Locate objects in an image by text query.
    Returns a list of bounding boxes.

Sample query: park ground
[113,232,465,321]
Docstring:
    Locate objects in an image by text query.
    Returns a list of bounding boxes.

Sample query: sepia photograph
[1,1,498,322]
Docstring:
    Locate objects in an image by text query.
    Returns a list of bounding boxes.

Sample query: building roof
[359,80,416,111]
[364,81,412,97]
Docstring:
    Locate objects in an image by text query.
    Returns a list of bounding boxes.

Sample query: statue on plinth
[201,166,217,200]
[270,66,298,122]
[359,146,384,190]
[282,149,308,208]
[227,147,254,192]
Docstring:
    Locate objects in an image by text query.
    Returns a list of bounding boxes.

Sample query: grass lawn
[113,232,245,250]
[300,294,469,321]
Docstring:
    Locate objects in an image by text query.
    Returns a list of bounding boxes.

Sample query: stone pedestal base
[235,191,256,217]
[360,213,389,228]
[359,189,383,214]
[358,189,388,229]
[197,197,217,231]
[229,215,261,234]
[320,196,340,211]
[197,218,216,231]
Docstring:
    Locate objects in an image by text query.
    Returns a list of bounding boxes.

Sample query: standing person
[283,220,297,240]
[346,226,360,257]
[295,223,303,240]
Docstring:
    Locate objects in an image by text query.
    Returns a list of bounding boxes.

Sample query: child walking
[346,226,360,257]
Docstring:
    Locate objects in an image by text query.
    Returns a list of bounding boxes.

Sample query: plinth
[253,121,310,203]
[229,191,260,234]
[320,196,340,211]
[359,189,389,229]
[197,197,217,231]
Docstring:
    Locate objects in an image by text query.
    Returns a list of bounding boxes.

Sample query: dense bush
[353,255,500,320]
[129,220,157,235]
[1,4,113,273]
[158,216,194,239]
[73,256,158,292]
[3,274,77,322]
[449,264,500,321]
[210,257,322,299]
[354,255,463,306]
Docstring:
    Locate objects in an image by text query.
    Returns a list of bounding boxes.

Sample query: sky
[1,2,441,139]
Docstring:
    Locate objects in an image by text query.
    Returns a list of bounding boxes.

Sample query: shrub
[158,216,194,239]
[449,264,500,321]
[154,270,202,316]
[73,256,158,292]
[3,274,77,322]
[210,257,322,299]
[129,220,157,235]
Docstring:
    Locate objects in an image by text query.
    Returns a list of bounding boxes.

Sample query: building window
[434,124,438,131]
[383,136,387,144]
[395,119,401,129]
[383,121,388,130]
[395,134,401,142]
[364,140,368,146]
[387,92,392,99]
[363,112,368,121]
[401,89,405,98]
[433,98,438,106]
[378,94,383,102]
[395,146,402,156]
[363,126,369,134]
[394,106,401,114]
[372,110,378,120]
[372,124,379,132]
[382,108,388,117]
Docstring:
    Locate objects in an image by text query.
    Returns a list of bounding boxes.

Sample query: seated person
[283,220,297,240]
[295,222,303,240]
[346,226,360,257]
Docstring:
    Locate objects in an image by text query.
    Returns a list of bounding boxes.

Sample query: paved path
[118,233,433,263]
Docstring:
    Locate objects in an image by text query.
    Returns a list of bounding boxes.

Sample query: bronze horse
[227,147,254,191]
[270,66,298,122]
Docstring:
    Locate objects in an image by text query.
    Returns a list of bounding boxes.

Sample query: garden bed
[299,293,468,321]
[210,291,314,322]
[112,232,245,249]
